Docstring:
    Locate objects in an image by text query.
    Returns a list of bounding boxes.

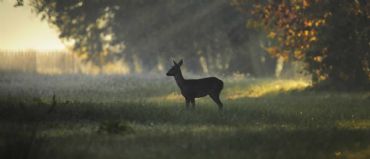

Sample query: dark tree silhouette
[12,0,277,76]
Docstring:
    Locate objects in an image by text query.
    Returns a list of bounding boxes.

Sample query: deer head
[166,59,183,76]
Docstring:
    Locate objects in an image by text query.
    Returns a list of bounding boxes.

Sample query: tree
[11,0,277,75]
[307,1,369,89]
[232,0,369,89]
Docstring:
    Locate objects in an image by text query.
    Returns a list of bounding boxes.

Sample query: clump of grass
[98,120,134,135]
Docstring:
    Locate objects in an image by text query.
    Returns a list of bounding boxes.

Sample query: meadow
[1,73,370,159]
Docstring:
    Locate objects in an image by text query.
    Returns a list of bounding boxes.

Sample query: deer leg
[185,98,190,110]
[210,93,223,110]
[190,98,195,110]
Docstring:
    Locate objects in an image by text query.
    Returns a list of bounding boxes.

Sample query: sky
[0,0,65,51]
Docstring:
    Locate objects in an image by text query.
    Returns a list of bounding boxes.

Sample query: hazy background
[0,0,65,51]
[0,1,369,159]
[0,0,289,78]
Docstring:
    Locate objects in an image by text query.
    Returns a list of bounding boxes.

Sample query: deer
[166,59,224,110]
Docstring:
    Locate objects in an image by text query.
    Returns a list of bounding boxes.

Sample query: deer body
[167,60,224,110]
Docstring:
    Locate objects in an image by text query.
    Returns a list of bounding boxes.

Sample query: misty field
[1,73,370,159]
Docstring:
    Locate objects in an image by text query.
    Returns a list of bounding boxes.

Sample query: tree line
[12,0,370,89]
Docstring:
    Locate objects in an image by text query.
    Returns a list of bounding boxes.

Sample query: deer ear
[178,59,183,66]
[173,60,177,65]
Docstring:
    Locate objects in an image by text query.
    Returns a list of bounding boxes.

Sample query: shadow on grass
[2,94,370,127]
[0,99,302,126]
[110,127,370,159]
[1,95,370,159]
[3,124,369,159]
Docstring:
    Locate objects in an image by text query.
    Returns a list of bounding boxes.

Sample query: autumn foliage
[232,0,369,89]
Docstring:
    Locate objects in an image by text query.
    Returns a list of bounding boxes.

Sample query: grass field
[1,73,370,159]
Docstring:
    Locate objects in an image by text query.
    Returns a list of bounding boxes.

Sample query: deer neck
[174,70,185,89]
